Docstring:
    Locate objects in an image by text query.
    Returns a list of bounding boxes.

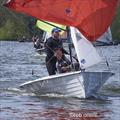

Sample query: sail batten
[4,0,118,41]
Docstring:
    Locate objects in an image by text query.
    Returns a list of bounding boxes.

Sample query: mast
[42,32,46,42]
[66,26,73,66]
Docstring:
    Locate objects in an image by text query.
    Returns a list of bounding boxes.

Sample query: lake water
[0,41,120,120]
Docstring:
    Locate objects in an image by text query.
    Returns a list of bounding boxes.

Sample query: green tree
[111,1,120,42]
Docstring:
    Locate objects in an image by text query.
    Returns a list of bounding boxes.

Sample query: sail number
[39,80,49,87]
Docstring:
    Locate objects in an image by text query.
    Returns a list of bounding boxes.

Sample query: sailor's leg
[46,60,56,75]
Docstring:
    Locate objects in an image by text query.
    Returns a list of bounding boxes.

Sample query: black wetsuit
[45,37,68,75]
[57,55,71,73]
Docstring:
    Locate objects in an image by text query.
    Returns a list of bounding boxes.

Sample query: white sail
[70,27,102,69]
[96,27,112,43]
[43,32,51,43]
[20,27,113,99]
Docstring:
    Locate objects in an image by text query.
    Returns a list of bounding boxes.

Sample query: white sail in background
[95,27,113,44]
[70,27,102,69]
[42,32,51,43]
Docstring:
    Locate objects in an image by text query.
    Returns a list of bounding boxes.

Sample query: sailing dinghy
[19,27,113,98]
[3,0,118,98]
[20,71,113,98]
[35,20,66,55]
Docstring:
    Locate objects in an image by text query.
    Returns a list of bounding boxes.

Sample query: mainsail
[70,27,101,69]
[4,0,118,41]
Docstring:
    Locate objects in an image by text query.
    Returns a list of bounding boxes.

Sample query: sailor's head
[51,28,61,39]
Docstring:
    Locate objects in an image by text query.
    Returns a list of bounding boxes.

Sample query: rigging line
[45,43,70,67]
[67,26,73,66]
[5,7,36,35]
[46,53,71,69]
[44,32,72,67]
[46,55,55,65]
[34,26,69,66]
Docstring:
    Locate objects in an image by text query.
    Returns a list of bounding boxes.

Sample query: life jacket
[57,55,71,73]
[57,55,80,73]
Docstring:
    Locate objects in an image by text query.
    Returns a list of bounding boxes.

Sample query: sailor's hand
[61,66,67,71]
[54,49,63,60]
[61,66,71,72]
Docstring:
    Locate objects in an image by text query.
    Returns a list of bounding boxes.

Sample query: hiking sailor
[45,28,68,75]
[54,48,71,73]
[32,35,43,49]
[54,48,80,73]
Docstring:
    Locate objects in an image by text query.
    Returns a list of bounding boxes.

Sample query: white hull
[20,71,113,98]
[35,48,45,55]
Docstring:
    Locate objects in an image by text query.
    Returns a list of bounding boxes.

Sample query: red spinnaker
[4,0,118,41]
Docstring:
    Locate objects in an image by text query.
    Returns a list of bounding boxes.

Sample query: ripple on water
[0,41,120,120]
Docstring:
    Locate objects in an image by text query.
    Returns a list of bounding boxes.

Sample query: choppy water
[0,41,120,120]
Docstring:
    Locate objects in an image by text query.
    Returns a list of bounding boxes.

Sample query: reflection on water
[22,107,109,120]
[1,91,119,120]
[0,41,120,120]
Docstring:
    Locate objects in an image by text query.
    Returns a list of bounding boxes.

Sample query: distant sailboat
[3,0,118,98]
[93,27,113,46]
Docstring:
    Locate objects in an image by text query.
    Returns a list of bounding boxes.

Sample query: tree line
[0,0,120,41]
